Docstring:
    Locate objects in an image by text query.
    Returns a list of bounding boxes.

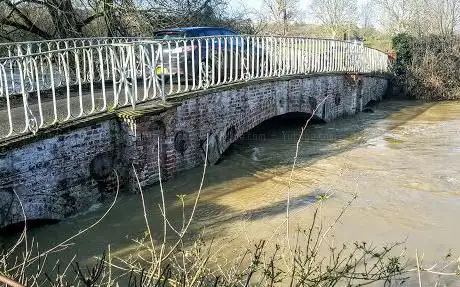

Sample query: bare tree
[430,0,460,36]
[263,0,299,36]
[375,0,426,36]
[140,0,229,29]
[0,0,125,40]
[227,0,270,34]
[376,0,460,36]
[0,0,238,41]
[360,0,374,29]
[310,0,358,39]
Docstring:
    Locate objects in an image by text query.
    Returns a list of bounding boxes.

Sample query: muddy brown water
[2,99,460,286]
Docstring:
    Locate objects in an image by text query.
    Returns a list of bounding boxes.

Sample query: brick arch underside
[166,75,388,174]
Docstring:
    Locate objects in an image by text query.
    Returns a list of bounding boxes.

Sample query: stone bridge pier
[0,74,389,229]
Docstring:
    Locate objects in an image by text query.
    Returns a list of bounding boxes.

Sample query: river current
[3,99,460,286]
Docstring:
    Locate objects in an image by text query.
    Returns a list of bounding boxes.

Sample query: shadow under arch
[217,112,326,165]
[365,99,378,107]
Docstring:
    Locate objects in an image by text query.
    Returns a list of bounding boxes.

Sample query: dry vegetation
[0,182,409,287]
[393,34,460,101]
[408,36,460,100]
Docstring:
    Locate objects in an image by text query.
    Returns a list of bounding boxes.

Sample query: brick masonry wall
[0,74,388,229]
[129,75,388,184]
[0,120,123,228]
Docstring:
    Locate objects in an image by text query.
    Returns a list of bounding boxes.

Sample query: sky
[229,0,313,17]
[229,0,368,10]
[228,0,369,25]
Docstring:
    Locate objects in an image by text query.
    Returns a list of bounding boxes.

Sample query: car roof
[154,27,233,33]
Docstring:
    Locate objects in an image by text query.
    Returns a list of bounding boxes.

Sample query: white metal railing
[0,37,152,58]
[0,36,389,141]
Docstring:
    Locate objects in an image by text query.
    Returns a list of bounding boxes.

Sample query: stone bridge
[0,73,388,228]
[0,36,390,228]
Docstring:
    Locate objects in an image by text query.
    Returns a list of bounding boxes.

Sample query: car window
[185,30,204,37]
[153,31,186,40]
[155,28,236,38]
[202,29,219,36]
[219,29,236,35]
[201,29,235,37]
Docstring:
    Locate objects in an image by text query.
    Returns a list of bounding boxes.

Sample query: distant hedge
[393,34,460,101]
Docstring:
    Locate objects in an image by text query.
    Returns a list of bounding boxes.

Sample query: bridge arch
[220,111,326,160]
[122,74,388,182]
[217,111,326,163]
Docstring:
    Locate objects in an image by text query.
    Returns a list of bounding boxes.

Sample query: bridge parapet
[0,36,389,142]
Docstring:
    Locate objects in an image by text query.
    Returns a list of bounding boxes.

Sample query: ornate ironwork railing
[0,36,389,140]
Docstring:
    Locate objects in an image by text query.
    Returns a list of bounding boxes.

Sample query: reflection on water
[3,100,460,285]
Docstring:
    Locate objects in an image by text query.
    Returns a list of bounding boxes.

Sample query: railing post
[159,43,166,101]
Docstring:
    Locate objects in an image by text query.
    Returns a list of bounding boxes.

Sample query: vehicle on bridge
[151,27,267,86]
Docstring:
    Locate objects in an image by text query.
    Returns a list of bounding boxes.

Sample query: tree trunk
[103,0,130,37]
[47,0,81,38]
[102,0,115,37]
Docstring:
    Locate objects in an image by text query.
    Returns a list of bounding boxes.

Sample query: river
[2,99,460,286]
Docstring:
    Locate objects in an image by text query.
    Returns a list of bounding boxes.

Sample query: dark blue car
[151,27,266,84]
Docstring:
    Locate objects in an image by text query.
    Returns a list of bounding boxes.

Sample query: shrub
[393,34,460,101]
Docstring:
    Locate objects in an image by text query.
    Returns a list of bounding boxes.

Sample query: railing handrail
[0,35,390,141]
[0,36,376,60]
[0,37,150,47]
[0,36,385,64]
[0,35,370,44]
[0,36,381,57]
